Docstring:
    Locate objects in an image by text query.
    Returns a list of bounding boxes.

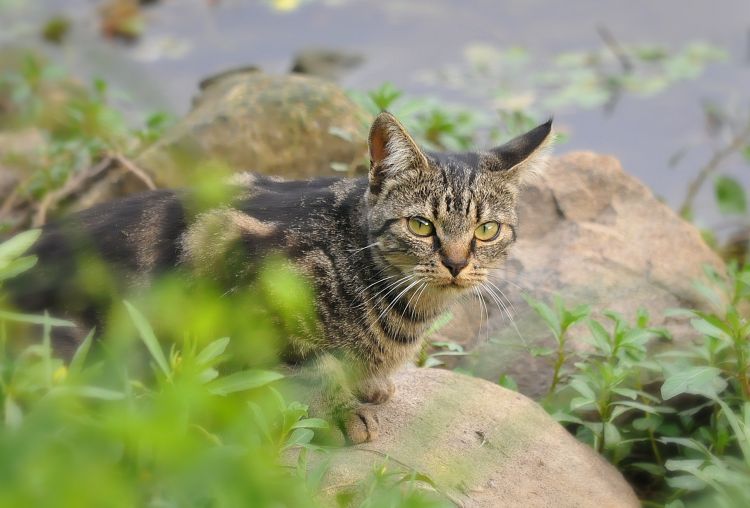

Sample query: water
[3,0,749,228]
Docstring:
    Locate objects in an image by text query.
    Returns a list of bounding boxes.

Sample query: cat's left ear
[368,111,429,194]
[486,119,554,183]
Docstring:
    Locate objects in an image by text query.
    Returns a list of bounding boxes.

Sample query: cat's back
[5,189,187,315]
[7,174,368,314]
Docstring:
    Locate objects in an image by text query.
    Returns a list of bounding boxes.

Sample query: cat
[7,112,553,443]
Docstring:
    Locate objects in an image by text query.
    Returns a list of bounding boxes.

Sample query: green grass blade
[123,300,170,377]
[208,370,283,395]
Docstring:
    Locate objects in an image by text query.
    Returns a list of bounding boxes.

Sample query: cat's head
[365,111,552,297]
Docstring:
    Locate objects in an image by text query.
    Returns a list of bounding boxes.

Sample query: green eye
[474,221,501,241]
[407,216,434,237]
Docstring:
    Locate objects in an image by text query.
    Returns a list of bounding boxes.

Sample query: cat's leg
[285,353,381,444]
[355,375,396,405]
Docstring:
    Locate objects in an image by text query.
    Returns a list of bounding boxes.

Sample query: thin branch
[597,25,634,73]
[32,155,116,227]
[113,153,156,190]
[679,120,750,217]
[0,187,19,221]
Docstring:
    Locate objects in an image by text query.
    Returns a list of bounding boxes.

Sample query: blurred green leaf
[208,369,283,395]
[714,176,746,215]
[0,310,74,327]
[661,366,727,400]
[124,300,170,377]
[196,337,230,366]
[0,229,40,261]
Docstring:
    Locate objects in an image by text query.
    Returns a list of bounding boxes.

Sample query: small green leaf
[68,329,95,376]
[523,294,561,338]
[691,317,732,342]
[631,462,665,475]
[0,310,74,327]
[661,366,727,400]
[196,337,230,365]
[208,370,283,395]
[569,377,596,400]
[0,255,38,281]
[587,319,612,355]
[284,428,314,448]
[50,386,125,400]
[714,175,746,215]
[0,229,41,261]
[4,395,23,429]
[123,301,170,377]
[248,402,273,443]
[497,374,518,391]
[291,418,329,430]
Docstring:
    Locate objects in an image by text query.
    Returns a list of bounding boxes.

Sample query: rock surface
[136,70,370,185]
[440,152,726,397]
[299,367,639,508]
[290,48,364,81]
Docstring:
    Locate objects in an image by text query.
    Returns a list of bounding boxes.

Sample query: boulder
[135,70,370,185]
[290,48,364,81]
[298,367,639,508]
[440,152,726,397]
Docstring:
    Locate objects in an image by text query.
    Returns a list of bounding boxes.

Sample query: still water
[3,0,749,227]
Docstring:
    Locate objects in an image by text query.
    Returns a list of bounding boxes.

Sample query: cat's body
[7,112,553,443]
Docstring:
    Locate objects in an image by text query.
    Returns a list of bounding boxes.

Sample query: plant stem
[679,120,750,217]
[547,332,567,396]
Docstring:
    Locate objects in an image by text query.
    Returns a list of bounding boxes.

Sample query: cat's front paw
[344,404,380,444]
[357,377,396,405]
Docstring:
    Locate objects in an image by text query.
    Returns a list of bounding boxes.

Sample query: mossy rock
[136,69,370,185]
[291,368,639,507]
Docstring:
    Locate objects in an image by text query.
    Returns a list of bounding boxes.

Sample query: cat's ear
[368,111,429,194]
[486,119,553,183]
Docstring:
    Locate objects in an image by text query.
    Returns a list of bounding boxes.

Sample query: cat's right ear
[368,112,428,195]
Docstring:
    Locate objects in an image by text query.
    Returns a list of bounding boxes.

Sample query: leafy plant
[350,83,493,151]
[524,262,750,505]
[521,294,590,396]
[0,53,172,231]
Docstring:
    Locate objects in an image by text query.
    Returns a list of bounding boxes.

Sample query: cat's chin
[432,279,479,291]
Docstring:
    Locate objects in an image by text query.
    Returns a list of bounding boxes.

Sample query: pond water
[3,0,750,229]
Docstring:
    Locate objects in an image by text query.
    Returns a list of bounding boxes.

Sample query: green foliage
[422,41,726,116]
[524,263,750,506]
[0,231,451,508]
[714,176,747,215]
[350,83,492,152]
[415,311,468,368]
[0,53,173,226]
[521,294,590,396]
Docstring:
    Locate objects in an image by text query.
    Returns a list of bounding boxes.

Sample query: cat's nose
[441,256,468,278]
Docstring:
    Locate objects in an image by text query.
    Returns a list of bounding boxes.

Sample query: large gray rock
[136,70,370,185]
[440,152,725,397]
[299,368,639,508]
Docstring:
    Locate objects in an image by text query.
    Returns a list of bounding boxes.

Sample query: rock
[290,48,364,81]
[439,152,726,398]
[135,70,370,185]
[296,368,639,508]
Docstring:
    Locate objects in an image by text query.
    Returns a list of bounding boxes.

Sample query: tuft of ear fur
[487,119,554,184]
[368,112,428,194]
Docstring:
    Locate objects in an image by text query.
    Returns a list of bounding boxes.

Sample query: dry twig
[679,120,750,217]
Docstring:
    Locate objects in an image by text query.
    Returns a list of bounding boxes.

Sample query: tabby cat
[8,112,553,443]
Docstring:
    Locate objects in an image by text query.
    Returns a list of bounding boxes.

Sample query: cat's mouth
[433,277,479,290]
